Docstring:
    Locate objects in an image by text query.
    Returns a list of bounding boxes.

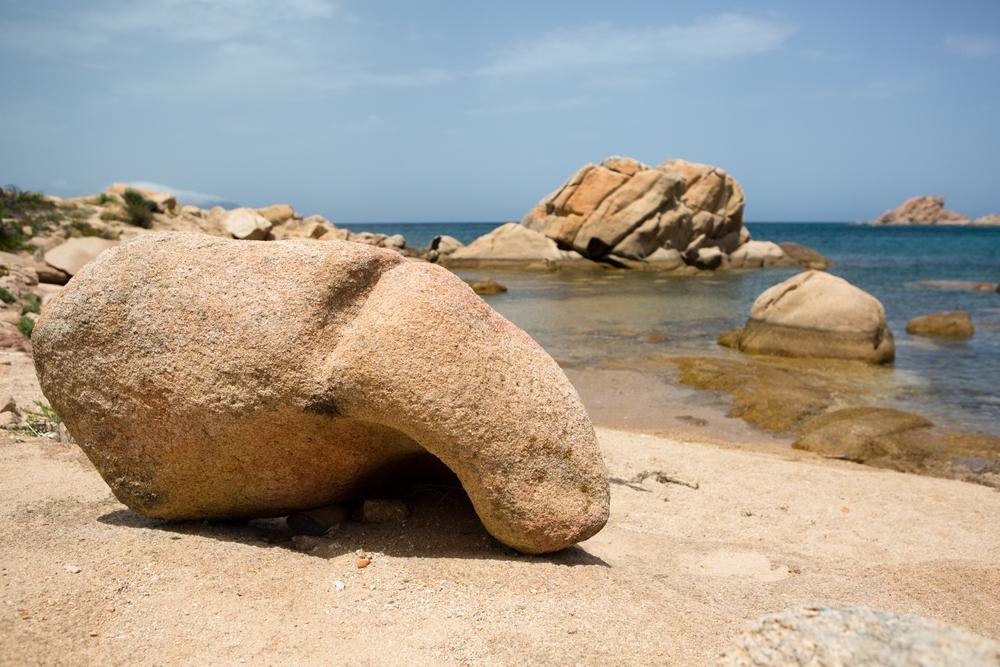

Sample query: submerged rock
[729,271,895,364]
[906,311,975,338]
[719,604,1000,667]
[776,242,832,270]
[465,279,508,296]
[32,232,609,554]
[873,195,971,225]
[795,406,999,484]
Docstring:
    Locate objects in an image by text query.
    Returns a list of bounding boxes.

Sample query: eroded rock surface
[32,233,609,553]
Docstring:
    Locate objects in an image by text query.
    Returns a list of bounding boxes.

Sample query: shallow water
[352,222,1000,436]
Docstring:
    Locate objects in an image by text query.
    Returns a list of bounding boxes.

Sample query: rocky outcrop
[874,196,972,225]
[973,214,1000,225]
[32,233,609,554]
[522,156,749,262]
[719,604,1000,666]
[906,311,975,338]
[723,271,895,364]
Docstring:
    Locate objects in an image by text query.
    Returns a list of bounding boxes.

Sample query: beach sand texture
[2,411,997,665]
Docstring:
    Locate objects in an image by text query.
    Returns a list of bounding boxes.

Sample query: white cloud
[128,181,232,207]
[480,13,795,76]
[0,0,341,55]
[944,34,1000,58]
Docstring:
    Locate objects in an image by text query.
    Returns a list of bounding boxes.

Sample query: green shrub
[93,193,114,205]
[17,315,34,338]
[122,189,155,228]
[22,400,61,435]
[21,293,41,315]
[0,286,14,304]
[69,219,118,239]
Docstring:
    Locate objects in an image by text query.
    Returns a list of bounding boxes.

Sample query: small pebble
[64,565,81,574]
[356,558,371,569]
[333,580,345,592]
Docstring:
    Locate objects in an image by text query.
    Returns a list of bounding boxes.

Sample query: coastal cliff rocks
[719,604,1000,667]
[906,311,975,338]
[31,232,609,554]
[874,195,972,225]
[521,156,748,262]
[724,271,895,364]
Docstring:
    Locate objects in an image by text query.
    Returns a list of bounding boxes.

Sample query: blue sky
[2,0,999,221]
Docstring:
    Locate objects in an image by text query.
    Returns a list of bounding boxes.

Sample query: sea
[350,222,1000,437]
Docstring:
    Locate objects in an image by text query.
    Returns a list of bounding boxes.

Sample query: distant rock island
[873,195,999,225]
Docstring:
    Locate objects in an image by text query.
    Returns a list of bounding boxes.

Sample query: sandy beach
[3,353,998,666]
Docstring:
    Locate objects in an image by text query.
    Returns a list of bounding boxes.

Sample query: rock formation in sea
[719,270,895,364]
[511,156,831,271]
[521,156,746,261]
[873,195,973,225]
[31,232,610,554]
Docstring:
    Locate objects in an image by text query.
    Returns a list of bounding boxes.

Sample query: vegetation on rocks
[122,188,156,228]
[17,314,34,338]
[0,186,59,252]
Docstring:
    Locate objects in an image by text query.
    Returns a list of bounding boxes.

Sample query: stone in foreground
[906,310,975,338]
[725,271,894,364]
[32,233,609,553]
[718,604,1000,666]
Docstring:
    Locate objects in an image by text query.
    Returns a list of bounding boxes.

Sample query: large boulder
[725,271,895,364]
[906,311,975,338]
[873,195,971,225]
[521,156,746,261]
[447,223,579,265]
[32,233,609,554]
[43,238,119,276]
[719,604,1000,666]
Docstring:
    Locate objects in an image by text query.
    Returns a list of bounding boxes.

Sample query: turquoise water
[351,222,1000,436]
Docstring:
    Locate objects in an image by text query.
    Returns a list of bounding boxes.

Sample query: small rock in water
[64,565,81,574]
[465,278,508,296]
[355,499,409,524]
